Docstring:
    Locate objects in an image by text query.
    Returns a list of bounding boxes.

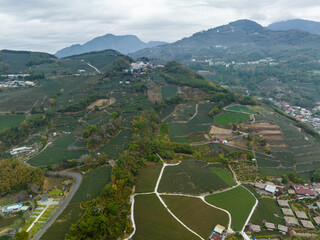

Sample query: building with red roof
[293,185,317,197]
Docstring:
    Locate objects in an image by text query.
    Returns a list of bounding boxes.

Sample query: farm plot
[209,125,233,139]
[71,166,112,202]
[51,134,75,149]
[28,148,88,166]
[187,114,212,132]
[133,194,198,240]
[158,160,230,194]
[255,153,280,168]
[159,105,175,120]
[209,168,236,187]
[135,164,163,193]
[258,168,293,177]
[198,103,216,115]
[161,85,177,99]
[243,122,284,142]
[0,114,26,131]
[98,129,132,158]
[168,123,189,137]
[214,112,250,125]
[250,198,284,225]
[225,105,254,114]
[205,186,256,231]
[166,104,196,122]
[162,195,229,239]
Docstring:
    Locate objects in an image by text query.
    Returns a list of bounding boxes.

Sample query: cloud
[0,0,320,53]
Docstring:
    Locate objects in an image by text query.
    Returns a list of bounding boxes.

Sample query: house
[249,224,261,233]
[284,216,298,226]
[209,232,221,240]
[277,200,289,207]
[294,210,308,219]
[213,224,225,234]
[313,184,320,193]
[265,222,276,230]
[21,206,30,211]
[2,204,23,213]
[300,220,315,229]
[277,224,288,234]
[293,185,317,197]
[10,146,32,156]
[282,208,294,216]
[313,216,320,225]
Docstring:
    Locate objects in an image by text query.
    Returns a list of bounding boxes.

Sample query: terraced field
[0,114,26,131]
[225,105,254,114]
[214,111,250,125]
[161,85,177,99]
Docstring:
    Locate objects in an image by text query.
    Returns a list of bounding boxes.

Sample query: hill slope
[0,50,56,74]
[55,34,167,58]
[268,19,320,35]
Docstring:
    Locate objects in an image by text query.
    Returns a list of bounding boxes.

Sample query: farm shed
[313,216,320,225]
[277,224,288,234]
[277,200,289,207]
[284,216,298,226]
[265,222,275,230]
[213,224,225,234]
[294,210,308,219]
[265,185,277,194]
[281,208,294,216]
[249,224,261,232]
[300,220,315,229]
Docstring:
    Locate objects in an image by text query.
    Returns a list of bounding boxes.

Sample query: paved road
[33,171,82,240]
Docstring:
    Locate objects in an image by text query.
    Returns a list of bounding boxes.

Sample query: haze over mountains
[55,34,167,58]
[268,19,320,35]
[131,19,320,62]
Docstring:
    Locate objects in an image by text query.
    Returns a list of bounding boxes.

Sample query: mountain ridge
[55,34,167,58]
[268,19,320,35]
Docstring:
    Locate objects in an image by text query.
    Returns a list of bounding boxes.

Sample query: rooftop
[265,222,275,229]
[314,216,320,225]
[214,224,225,234]
[249,224,261,232]
[277,200,289,207]
[301,220,315,229]
[294,210,308,219]
[294,185,317,196]
[284,216,298,225]
[277,224,288,233]
[281,208,294,216]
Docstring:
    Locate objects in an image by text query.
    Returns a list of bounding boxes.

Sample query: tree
[311,170,320,182]
[49,98,56,106]
[246,152,254,160]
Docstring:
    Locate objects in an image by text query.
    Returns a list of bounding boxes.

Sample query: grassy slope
[162,195,229,239]
[133,194,198,240]
[205,186,255,231]
[135,164,162,193]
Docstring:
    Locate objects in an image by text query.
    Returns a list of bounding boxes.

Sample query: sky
[1,0,320,53]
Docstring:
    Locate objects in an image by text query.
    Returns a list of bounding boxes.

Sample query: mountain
[0,50,56,74]
[268,19,320,35]
[55,34,167,58]
[130,19,320,62]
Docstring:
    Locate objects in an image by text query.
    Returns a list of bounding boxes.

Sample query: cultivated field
[161,85,177,99]
[225,105,254,114]
[166,104,196,122]
[133,194,198,240]
[205,186,255,231]
[250,198,284,225]
[158,160,230,194]
[0,114,25,131]
[162,195,229,239]
[214,112,250,125]
[135,164,163,193]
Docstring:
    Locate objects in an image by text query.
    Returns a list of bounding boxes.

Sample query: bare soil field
[87,98,115,110]
[244,122,284,141]
[147,89,162,103]
[181,86,210,99]
[209,125,233,139]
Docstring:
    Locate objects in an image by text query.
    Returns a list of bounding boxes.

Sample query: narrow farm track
[86,62,101,74]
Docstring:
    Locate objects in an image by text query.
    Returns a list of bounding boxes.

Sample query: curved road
[33,171,82,240]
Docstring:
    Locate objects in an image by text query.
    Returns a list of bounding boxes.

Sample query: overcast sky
[1,0,320,53]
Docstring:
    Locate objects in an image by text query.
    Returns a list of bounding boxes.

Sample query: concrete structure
[2,204,23,213]
[313,216,320,225]
[294,210,308,219]
[282,208,294,216]
[10,146,32,156]
[277,224,288,234]
[277,200,289,207]
[254,182,265,190]
[265,222,276,230]
[284,216,298,226]
[301,220,315,229]
[249,224,261,233]
[315,202,320,209]
[288,189,295,194]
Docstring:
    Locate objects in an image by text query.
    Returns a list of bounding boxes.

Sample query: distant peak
[229,19,263,31]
